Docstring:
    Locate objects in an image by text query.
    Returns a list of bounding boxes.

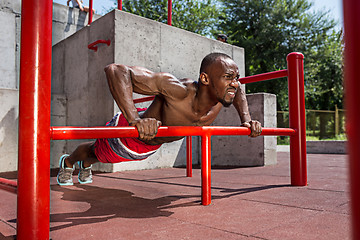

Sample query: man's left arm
[233,84,262,137]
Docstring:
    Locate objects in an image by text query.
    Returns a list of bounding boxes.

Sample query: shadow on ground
[46,176,289,232]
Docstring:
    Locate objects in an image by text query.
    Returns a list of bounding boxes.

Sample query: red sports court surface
[0,152,350,239]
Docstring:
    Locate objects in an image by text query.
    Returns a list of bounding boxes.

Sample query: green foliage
[108,0,220,36]
[217,0,343,111]
[305,30,344,110]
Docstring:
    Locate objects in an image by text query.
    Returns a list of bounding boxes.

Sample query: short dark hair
[200,52,232,74]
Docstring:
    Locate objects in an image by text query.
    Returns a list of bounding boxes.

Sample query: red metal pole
[88,0,93,25]
[201,134,211,205]
[118,0,123,10]
[343,0,360,239]
[167,0,172,26]
[287,52,307,186]
[186,136,192,177]
[18,0,52,238]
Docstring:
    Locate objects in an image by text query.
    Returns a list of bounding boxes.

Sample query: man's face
[208,57,240,107]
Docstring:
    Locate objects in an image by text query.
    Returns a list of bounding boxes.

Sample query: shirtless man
[57,52,262,185]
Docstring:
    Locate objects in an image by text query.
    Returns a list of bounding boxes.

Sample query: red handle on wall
[88,39,111,52]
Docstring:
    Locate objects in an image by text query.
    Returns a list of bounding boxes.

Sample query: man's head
[199,53,240,107]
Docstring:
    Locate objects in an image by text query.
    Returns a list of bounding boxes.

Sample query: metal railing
[278,107,346,139]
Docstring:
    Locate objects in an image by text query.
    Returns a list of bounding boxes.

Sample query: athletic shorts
[94,108,162,163]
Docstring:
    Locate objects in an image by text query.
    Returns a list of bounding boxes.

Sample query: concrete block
[50,94,67,168]
[88,10,116,126]
[210,40,233,58]
[233,47,246,78]
[52,3,72,24]
[0,89,18,172]
[51,41,66,94]
[0,0,21,13]
[52,3,102,46]
[114,10,161,71]
[160,24,211,80]
[0,11,16,89]
[211,93,277,167]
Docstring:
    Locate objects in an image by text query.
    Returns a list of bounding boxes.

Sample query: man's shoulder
[179,78,197,87]
[162,78,197,101]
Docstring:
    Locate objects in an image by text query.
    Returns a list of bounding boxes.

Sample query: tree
[305,30,344,110]
[108,0,220,36]
[217,0,343,111]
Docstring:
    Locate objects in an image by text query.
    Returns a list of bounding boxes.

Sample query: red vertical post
[287,52,307,186]
[186,136,192,177]
[167,0,172,26]
[201,134,211,205]
[17,0,52,239]
[118,0,123,10]
[88,0,93,25]
[343,0,360,239]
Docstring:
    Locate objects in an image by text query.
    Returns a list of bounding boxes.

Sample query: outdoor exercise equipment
[0,0,314,239]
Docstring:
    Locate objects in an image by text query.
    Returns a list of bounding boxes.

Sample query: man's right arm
[104,64,187,140]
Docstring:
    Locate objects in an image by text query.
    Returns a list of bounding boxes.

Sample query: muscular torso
[140,80,222,145]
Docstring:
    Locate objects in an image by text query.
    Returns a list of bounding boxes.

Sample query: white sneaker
[57,154,74,186]
[78,161,93,184]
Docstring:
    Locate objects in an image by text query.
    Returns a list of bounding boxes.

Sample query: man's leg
[64,141,99,168]
[57,141,99,185]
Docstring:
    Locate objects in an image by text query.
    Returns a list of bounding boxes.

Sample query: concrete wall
[0,1,100,172]
[52,10,276,172]
[211,93,277,166]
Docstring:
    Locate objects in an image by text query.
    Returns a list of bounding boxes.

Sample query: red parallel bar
[167,0,172,25]
[0,177,17,194]
[287,52,307,186]
[343,0,360,239]
[88,0,93,25]
[18,0,52,238]
[118,0,123,10]
[186,136,192,177]
[201,134,211,205]
[50,126,295,140]
[133,96,155,104]
[239,69,288,84]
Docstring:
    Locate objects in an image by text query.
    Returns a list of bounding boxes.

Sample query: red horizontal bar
[50,126,295,140]
[0,177,17,194]
[133,96,155,104]
[239,69,288,84]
